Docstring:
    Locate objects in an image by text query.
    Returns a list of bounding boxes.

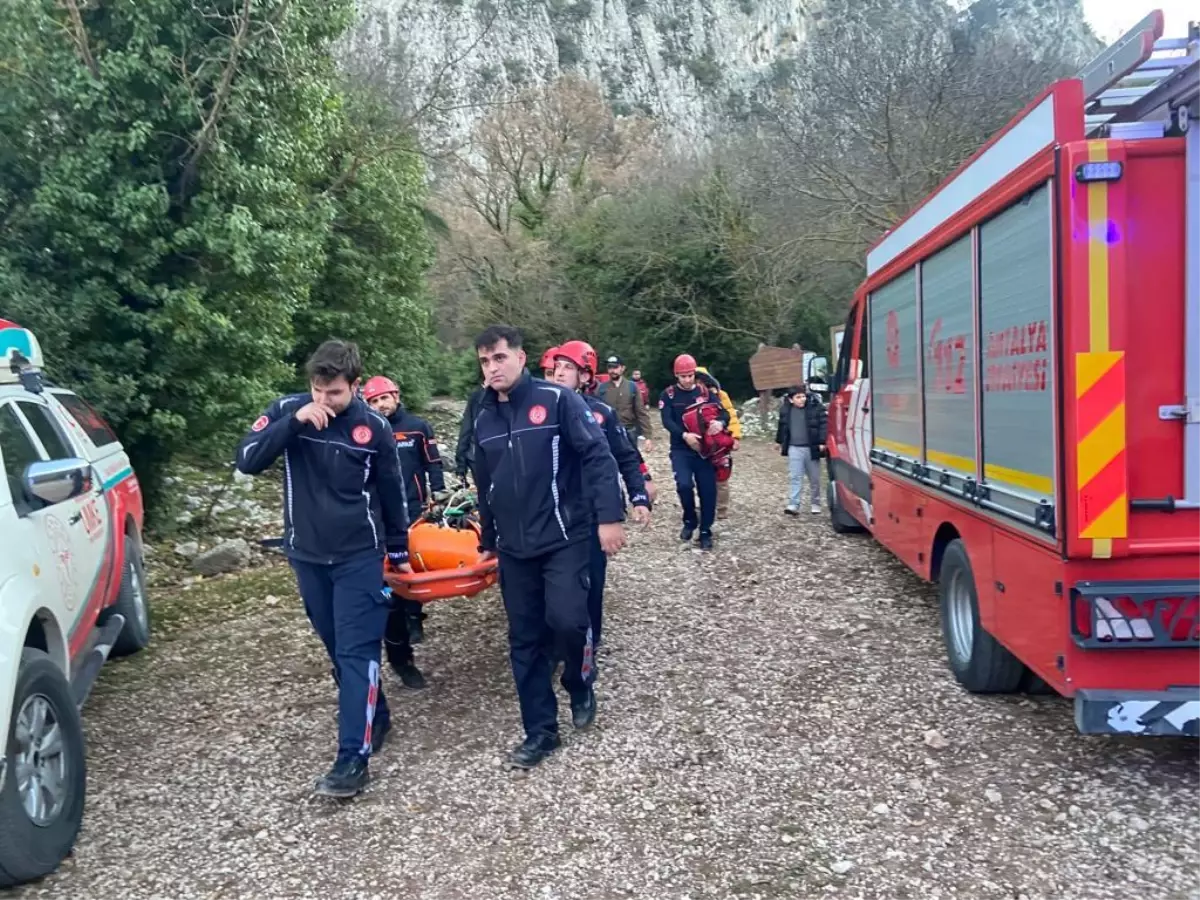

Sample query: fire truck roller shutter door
[978,182,1057,531]
[921,233,978,498]
[869,268,921,466]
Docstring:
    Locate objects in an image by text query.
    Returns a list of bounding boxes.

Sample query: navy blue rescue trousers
[670,447,718,535]
[290,554,390,762]
[588,531,608,648]
[499,540,594,739]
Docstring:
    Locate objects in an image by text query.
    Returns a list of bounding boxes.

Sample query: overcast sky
[1080,0,1194,42]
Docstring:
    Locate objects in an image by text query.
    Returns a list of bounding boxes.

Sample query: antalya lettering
[984,319,1049,393]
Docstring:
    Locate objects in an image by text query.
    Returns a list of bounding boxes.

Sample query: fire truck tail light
[1093,597,1155,641]
[1072,592,1200,646]
[1075,161,1123,183]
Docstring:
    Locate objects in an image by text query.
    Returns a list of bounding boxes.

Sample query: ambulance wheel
[828,481,865,534]
[105,531,151,658]
[0,649,87,888]
[939,540,1025,693]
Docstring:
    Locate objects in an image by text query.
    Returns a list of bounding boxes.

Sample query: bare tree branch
[57,0,100,79]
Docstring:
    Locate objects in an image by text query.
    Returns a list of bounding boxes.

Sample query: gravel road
[18,440,1199,900]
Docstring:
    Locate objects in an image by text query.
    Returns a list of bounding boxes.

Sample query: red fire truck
[826,11,1199,736]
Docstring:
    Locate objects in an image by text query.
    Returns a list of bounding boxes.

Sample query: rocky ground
[17,426,1200,900]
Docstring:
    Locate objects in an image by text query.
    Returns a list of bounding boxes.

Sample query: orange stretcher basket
[383,489,498,604]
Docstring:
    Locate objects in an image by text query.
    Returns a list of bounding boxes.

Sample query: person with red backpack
[552,340,653,647]
[659,354,728,550]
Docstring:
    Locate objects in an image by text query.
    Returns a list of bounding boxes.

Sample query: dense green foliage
[0,0,434,517]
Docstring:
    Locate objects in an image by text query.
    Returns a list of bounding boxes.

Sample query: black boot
[313,756,369,798]
[698,533,714,551]
[507,733,561,769]
[395,661,427,689]
[680,524,696,542]
[571,688,597,729]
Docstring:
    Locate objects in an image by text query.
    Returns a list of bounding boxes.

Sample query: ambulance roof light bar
[0,320,46,392]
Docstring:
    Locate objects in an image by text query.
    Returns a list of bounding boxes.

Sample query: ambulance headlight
[1075,161,1123,183]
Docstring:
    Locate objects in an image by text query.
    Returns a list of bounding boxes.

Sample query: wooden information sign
[748,343,803,427]
[749,343,804,391]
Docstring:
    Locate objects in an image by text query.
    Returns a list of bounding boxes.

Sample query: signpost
[748,343,804,427]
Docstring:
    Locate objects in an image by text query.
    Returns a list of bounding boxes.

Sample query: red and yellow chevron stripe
[1074,140,1128,558]
[1076,350,1127,542]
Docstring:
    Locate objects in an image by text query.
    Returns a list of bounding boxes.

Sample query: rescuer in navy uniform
[362,374,446,661]
[551,339,653,649]
[470,324,626,769]
[660,353,729,551]
[236,340,411,799]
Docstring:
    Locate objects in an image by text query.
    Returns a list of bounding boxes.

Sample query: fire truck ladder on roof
[1077,12,1200,512]
[1079,12,1199,138]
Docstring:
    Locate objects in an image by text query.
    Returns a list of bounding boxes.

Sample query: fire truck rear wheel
[938,539,1026,694]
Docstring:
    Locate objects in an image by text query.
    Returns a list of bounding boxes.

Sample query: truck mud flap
[1075,688,1200,736]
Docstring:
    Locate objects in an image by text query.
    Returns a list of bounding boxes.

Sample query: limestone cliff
[347,0,1097,153]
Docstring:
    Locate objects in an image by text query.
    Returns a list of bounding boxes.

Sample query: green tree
[296,87,436,408]
[0,0,437,519]
[0,0,349,513]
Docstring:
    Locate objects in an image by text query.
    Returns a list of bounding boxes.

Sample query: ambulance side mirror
[24,458,93,506]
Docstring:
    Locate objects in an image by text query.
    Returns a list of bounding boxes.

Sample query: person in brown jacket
[601,355,654,451]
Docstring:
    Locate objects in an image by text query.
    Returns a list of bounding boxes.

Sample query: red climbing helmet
[673,353,698,375]
[556,339,598,375]
[362,375,399,402]
[540,347,560,371]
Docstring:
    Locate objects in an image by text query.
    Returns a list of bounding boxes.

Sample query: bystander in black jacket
[775,384,828,460]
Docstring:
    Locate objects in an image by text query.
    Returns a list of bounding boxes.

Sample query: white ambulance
[0,319,152,885]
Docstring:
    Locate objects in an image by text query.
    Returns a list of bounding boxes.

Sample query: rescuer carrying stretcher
[362,374,449,685]
[551,339,653,649]
[470,324,626,769]
[235,340,412,799]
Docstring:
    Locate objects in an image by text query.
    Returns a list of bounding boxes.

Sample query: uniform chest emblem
[528,404,547,425]
[252,415,269,432]
[352,425,373,445]
[593,411,605,425]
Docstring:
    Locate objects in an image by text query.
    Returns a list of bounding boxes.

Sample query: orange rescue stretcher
[260,487,497,604]
[383,487,498,603]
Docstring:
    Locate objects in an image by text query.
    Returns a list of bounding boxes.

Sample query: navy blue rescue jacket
[471,373,624,558]
[235,393,409,564]
[659,382,730,455]
[386,405,445,519]
[581,395,650,509]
